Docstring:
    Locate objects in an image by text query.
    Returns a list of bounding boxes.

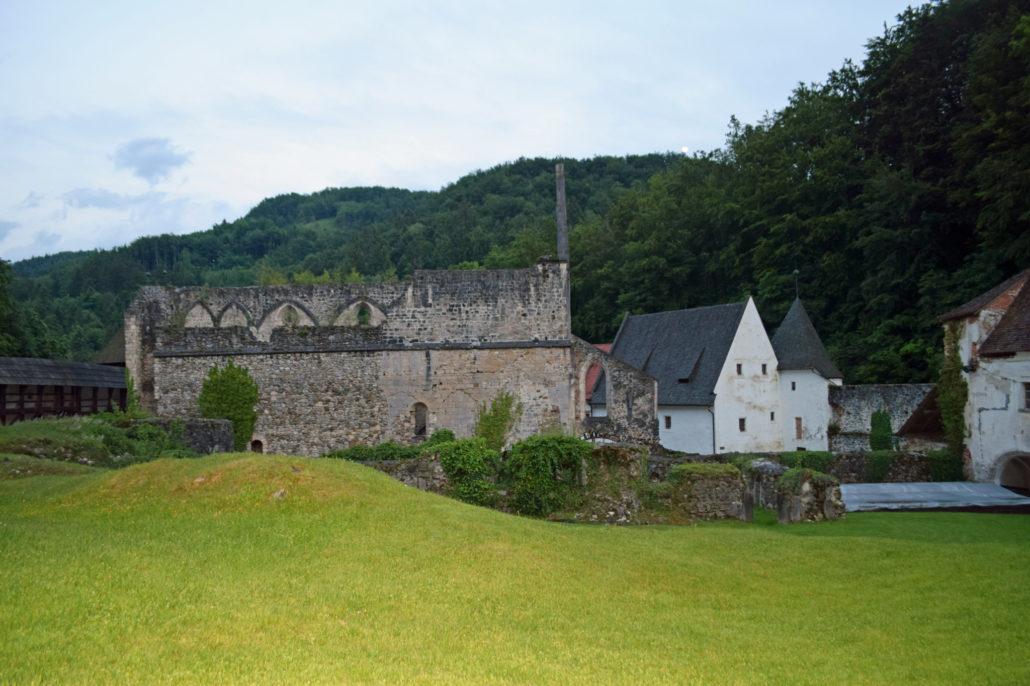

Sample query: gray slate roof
[771,298,843,379]
[593,302,746,407]
[0,357,126,388]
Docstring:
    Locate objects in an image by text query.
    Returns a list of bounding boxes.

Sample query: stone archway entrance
[998,454,1030,496]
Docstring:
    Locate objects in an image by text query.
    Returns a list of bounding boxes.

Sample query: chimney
[555,162,569,261]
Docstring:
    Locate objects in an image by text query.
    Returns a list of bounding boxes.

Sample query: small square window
[736,363,743,375]
[761,363,767,375]
[664,415,672,430]
[739,417,746,432]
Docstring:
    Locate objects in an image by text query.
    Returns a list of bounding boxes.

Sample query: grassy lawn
[1,454,1027,684]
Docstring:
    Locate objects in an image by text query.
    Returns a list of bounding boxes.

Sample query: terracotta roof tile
[981,281,1030,355]
[939,269,1030,322]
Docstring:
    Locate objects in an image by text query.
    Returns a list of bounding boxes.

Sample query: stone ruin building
[125,170,657,457]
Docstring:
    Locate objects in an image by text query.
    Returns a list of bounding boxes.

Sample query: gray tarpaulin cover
[841,482,1030,512]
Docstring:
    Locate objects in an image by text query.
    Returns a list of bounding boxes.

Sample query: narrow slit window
[738,417,746,432]
[795,417,803,440]
[413,403,428,436]
[761,363,767,375]
[664,415,671,430]
[736,363,743,375]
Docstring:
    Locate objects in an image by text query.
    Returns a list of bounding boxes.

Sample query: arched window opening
[357,304,371,326]
[1000,455,1030,496]
[413,402,428,437]
[250,439,264,454]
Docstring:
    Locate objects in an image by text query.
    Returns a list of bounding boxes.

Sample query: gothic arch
[217,301,252,328]
[333,298,387,327]
[255,300,318,341]
[183,302,215,328]
[995,452,1030,496]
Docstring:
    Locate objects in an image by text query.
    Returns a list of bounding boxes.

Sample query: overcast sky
[1,0,911,263]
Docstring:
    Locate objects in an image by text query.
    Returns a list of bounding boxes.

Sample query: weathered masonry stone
[829,384,934,452]
[126,260,659,457]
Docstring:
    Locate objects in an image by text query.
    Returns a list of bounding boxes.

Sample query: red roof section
[584,343,611,400]
[939,269,1030,322]
[981,280,1030,356]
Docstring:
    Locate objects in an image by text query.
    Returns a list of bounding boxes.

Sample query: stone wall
[132,417,234,454]
[571,337,658,446]
[830,384,934,452]
[152,346,574,457]
[366,455,450,494]
[126,260,659,457]
[829,451,933,483]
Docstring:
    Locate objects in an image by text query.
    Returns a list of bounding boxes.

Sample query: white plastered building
[590,297,842,454]
[939,269,1030,491]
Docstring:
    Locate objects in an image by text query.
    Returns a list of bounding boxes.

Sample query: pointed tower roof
[771,298,843,380]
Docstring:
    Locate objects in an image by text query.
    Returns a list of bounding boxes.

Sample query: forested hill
[4,0,1030,384]
[5,154,678,361]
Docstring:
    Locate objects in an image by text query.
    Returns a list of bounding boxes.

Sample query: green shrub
[474,390,523,451]
[776,467,838,493]
[869,410,893,450]
[372,441,421,461]
[668,462,740,482]
[728,454,764,472]
[424,428,456,447]
[780,451,834,473]
[502,435,592,517]
[322,445,377,461]
[197,360,259,451]
[864,450,897,483]
[322,441,423,461]
[435,438,499,506]
[927,448,964,481]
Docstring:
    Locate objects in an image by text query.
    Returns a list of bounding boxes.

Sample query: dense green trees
[8,0,1029,385]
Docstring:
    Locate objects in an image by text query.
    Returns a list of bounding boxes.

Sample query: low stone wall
[830,452,932,484]
[364,455,450,495]
[133,418,233,454]
[775,470,845,524]
[665,467,745,521]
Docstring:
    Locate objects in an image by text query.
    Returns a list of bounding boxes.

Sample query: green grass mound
[58,453,450,515]
[1,454,1029,684]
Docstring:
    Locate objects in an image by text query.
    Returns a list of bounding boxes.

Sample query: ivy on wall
[197,360,259,452]
[937,320,968,461]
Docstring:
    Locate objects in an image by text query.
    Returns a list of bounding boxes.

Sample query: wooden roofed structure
[0,357,127,425]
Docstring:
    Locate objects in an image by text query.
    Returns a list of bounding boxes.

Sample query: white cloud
[112,138,191,185]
